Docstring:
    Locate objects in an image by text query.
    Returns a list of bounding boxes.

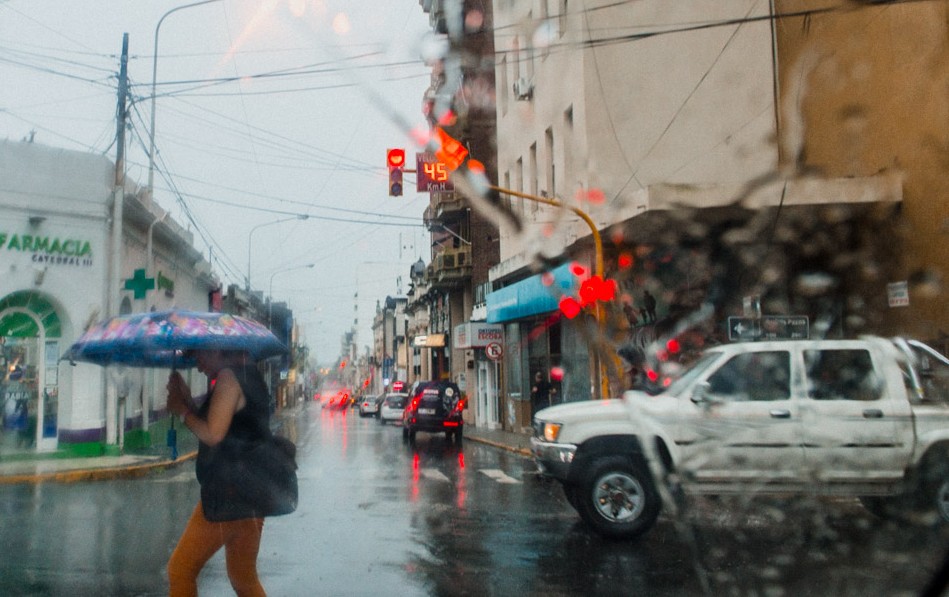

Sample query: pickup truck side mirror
[690,382,712,405]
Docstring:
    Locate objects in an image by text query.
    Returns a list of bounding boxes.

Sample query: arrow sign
[728,316,809,341]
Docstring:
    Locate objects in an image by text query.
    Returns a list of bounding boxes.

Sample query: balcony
[424,191,466,227]
[428,246,472,290]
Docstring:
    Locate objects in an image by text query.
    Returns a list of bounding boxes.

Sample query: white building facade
[0,140,217,455]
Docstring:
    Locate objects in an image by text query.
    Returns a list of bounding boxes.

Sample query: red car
[323,389,352,410]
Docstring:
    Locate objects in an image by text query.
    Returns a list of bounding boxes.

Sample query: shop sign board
[887,281,909,307]
[453,322,503,349]
[413,334,446,348]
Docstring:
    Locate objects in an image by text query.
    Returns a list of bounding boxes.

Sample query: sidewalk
[0,420,533,485]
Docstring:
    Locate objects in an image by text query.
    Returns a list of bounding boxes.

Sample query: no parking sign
[485,342,503,361]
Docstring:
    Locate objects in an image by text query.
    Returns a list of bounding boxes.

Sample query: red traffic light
[387,148,405,168]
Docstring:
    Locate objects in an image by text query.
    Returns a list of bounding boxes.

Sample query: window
[499,55,508,114]
[559,0,568,37]
[805,349,882,401]
[907,342,949,404]
[474,281,492,306]
[545,127,555,199]
[529,143,538,213]
[563,106,573,187]
[707,351,791,401]
[515,158,524,214]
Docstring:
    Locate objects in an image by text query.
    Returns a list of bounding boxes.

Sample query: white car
[378,393,408,424]
[358,395,380,417]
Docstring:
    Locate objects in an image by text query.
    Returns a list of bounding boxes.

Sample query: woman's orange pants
[167,502,266,597]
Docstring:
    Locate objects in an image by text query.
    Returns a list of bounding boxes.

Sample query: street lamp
[268,263,315,322]
[147,0,224,198]
[247,215,310,290]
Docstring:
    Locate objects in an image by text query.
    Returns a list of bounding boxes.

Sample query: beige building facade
[486,1,942,421]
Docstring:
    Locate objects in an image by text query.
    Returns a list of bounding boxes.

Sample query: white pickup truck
[531,336,949,539]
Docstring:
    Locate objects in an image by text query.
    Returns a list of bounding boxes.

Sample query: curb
[467,435,532,458]
[2,431,533,485]
[0,451,197,485]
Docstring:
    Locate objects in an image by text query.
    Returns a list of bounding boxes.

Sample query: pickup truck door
[799,346,914,482]
[674,349,806,484]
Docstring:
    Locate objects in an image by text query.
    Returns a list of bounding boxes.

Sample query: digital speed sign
[416,152,454,193]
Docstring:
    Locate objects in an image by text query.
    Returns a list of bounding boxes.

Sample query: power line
[146,169,420,221]
[159,190,426,227]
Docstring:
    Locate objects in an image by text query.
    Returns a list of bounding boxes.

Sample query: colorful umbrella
[62,310,287,368]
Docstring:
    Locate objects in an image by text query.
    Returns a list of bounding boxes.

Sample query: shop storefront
[486,262,589,431]
[0,224,105,454]
[1,140,217,456]
[453,322,503,429]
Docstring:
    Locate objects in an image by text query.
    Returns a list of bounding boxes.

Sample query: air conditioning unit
[513,77,533,101]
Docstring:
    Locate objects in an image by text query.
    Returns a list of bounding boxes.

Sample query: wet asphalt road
[1,404,947,596]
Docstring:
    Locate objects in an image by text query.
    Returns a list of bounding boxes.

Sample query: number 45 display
[416,152,454,193]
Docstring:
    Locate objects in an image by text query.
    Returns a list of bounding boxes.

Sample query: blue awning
[486,262,578,323]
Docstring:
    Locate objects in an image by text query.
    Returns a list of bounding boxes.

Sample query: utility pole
[110,33,128,319]
[106,33,130,450]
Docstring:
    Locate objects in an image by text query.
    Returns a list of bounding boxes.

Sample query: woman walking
[165,349,271,597]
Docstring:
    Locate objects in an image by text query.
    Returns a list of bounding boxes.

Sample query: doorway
[0,291,63,453]
[476,358,501,429]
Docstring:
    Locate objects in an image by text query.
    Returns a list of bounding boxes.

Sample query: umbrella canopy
[62,310,287,368]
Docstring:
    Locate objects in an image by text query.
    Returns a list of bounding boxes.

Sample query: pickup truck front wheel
[575,456,661,539]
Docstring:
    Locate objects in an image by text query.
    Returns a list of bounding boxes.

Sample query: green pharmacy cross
[124,268,155,299]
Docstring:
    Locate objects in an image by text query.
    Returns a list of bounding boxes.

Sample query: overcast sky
[0,0,436,361]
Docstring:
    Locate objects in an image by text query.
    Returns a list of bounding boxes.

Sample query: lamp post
[265,262,313,410]
[247,215,309,291]
[148,0,221,200]
[485,184,612,400]
[147,0,224,198]
[268,263,315,323]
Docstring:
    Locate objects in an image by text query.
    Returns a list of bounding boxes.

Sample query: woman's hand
[166,371,192,416]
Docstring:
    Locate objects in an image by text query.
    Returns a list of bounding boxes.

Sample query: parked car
[374,394,387,416]
[378,393,408,424]
[358,394,380,417]
[402,381,465,443]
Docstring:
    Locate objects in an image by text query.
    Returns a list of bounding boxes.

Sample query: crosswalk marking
[420,468,450,482]
[416,468,522,484]
[479,469,522,484]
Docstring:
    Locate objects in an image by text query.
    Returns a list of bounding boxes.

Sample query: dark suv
[402,381,465,444]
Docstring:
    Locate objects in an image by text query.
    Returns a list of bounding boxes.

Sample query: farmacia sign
[0,232,93,267]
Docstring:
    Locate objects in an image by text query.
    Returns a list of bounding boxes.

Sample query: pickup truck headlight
[542,422,563,442]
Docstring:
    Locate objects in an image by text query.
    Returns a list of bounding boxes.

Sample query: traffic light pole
[488,185,603,278]
[412,127,615,399]
[486,184,613,400]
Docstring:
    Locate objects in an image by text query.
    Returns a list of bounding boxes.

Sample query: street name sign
[728,315,809,341]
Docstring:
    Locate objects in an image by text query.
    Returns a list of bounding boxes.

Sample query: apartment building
[486,1,939,429]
